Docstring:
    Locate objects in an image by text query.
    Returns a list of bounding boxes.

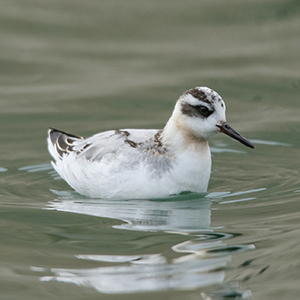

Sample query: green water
[1,1,300,299]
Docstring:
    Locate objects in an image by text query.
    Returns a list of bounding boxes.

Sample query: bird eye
[198,106,210,117]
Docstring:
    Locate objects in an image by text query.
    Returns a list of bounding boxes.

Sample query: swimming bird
[47,87,254,199]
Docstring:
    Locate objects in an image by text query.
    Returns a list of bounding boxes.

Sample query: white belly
[54,145,212,199]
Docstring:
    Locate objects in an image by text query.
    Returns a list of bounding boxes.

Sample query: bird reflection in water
[36,192,253,299]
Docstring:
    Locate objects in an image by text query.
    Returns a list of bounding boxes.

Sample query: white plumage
[48,87,254,199]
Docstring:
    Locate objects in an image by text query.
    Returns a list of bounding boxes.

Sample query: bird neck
[161,116,209,153]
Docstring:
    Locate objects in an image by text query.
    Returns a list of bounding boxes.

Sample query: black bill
[217,122,254,149]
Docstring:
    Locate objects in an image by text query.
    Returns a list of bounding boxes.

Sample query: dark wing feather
[48,128,84,159]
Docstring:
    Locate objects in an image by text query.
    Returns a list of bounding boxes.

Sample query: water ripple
[40,195,255,295]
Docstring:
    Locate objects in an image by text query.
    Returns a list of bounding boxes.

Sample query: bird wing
[48,128,160,162]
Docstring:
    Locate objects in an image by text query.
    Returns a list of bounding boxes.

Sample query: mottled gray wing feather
[73,129,159,161]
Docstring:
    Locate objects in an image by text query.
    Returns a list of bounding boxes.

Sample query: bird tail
[47,128,83,162]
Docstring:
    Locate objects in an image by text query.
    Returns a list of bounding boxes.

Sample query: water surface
[1,1,300,299]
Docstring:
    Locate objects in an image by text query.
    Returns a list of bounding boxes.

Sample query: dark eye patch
[197,105,212,117]
[195,105,214,118]
[181,103,214,118]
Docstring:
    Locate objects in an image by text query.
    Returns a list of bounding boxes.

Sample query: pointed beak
[216,122,254,149]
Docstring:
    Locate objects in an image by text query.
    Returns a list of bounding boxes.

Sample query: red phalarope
[48,87,254,199]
